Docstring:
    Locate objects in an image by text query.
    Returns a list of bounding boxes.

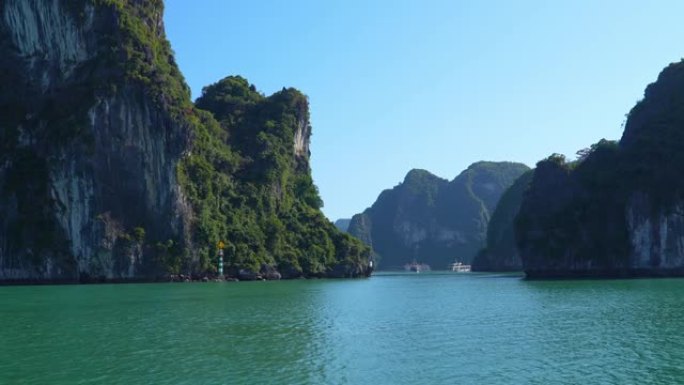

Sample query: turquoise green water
[2,273,684,384]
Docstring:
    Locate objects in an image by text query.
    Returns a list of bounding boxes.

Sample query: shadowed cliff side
[516,60,684,279]
[472,171,533,272]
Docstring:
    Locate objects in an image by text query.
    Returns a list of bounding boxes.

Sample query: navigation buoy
[218,241,225,277]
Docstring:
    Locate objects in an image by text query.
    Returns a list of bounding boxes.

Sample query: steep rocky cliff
[348,162,529,269]
[0,0,370,282]
[472,171,533,272]
[516,60,684,278]
[0,0,191,280]
[189,76,371,279]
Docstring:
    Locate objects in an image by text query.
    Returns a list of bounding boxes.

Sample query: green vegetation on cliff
[115,2,372,278]
[0,0,370,281]
[181,76,370,278]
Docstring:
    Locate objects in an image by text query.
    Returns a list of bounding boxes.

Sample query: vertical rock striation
[0,0,190,281]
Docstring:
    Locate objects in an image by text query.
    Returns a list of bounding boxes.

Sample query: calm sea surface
[2,272,684,384]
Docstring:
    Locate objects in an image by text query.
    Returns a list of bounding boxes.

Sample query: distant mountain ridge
[348,162,530,269]
[334,219,351,232]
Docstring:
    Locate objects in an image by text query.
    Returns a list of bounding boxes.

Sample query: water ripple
[3,275,684,384]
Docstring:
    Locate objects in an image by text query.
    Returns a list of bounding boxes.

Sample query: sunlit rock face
[626,194,684,269]
[3,0,91,85]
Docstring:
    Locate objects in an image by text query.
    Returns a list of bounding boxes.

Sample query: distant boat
[404,261,430,273]
[450,261,471,272]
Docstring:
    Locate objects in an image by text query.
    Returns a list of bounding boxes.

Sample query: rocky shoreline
[0,272,373,286]
[0,262,374,285]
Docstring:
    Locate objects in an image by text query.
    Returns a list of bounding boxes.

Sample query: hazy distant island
[0,0,371,283]
[516,60,684,279]
[347,162,529,270]
[334,219,351,232]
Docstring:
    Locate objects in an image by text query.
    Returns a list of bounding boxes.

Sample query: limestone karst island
[4,1,684,384]
[0,0,370,282]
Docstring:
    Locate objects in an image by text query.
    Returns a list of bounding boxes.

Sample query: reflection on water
[2,274,684,384]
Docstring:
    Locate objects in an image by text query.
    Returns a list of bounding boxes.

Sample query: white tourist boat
[450,261,471,272]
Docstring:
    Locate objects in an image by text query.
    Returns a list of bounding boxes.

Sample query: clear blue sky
[164,0,684,221]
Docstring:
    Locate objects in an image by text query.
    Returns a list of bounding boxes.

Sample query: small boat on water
[450,261,471,272]
[404,261,430,273]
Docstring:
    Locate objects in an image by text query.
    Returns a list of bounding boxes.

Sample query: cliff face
[0,0,371,282]
[472,171,533,272]
[516,60,684,278]
[0,0,190,280]
[626,193,684,269]
[348,162,529,269]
